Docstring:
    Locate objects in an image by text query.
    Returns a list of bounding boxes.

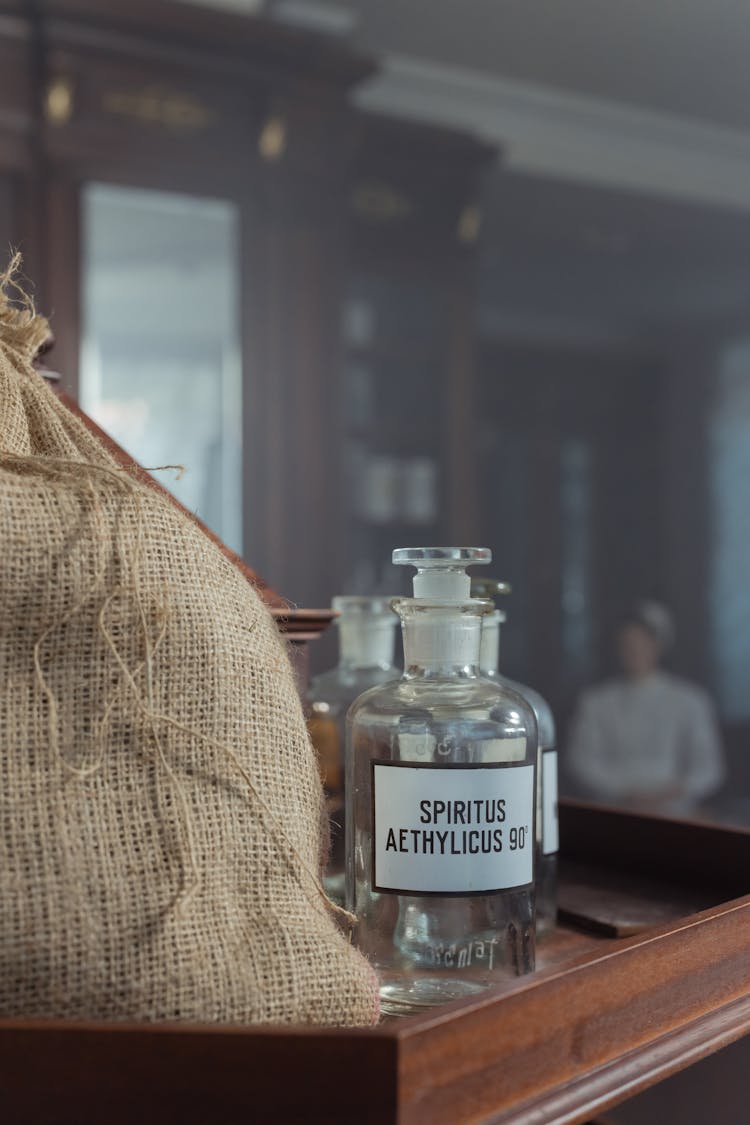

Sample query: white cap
[629,600,675,650]
[332,596,397,668]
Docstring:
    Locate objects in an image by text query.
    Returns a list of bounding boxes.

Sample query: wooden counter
[2,801,750,1124]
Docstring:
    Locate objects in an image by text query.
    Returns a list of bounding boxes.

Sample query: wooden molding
[37,0,376,92]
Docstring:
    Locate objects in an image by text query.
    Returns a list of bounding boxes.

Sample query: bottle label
[372,761,534,894]
[542,749,559,856]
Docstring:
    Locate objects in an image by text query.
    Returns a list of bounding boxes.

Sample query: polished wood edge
[489,993,750,1125]
[272,608,337,641]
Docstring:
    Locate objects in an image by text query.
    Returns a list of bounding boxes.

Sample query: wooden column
[243,95,361,609]
[0,6,35,277]
[660,341,716,687]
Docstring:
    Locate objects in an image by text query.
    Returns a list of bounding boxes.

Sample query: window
[711,342,750,718]
[80,183,242,552]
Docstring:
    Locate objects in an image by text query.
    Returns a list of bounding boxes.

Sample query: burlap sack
[0,268,379,1026]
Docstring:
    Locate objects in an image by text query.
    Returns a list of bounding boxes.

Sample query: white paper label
[542,749,559,856]
[373,762,534,894]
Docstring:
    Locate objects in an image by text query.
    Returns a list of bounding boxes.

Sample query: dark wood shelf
[3,802,750,1124]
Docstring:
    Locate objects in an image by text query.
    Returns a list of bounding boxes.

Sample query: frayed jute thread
[0,252,51,363]
[143,464,186,480]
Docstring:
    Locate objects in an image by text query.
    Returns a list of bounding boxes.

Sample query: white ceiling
[341,0,750,134]
[183,0,750,134]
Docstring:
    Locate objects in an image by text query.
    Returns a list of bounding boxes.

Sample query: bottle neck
[400,606,483,678]
[338,619,396,669]
[479,615,501,676]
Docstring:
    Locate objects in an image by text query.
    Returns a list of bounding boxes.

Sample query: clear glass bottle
[308,597,399,903]
[347,549,537,1017]
[472,578,558,934]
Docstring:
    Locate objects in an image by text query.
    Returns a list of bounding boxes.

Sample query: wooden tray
[3,801,750,1125]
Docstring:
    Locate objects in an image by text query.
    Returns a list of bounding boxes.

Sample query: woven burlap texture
[0,289,379,1026]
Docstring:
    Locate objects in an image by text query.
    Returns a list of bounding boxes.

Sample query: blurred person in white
[567,601,726,816]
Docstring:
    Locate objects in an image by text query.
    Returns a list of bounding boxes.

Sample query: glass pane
[80,183,242,553]
[711,342,750,719]
[560,438,593,688]
[477,421,532,678]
